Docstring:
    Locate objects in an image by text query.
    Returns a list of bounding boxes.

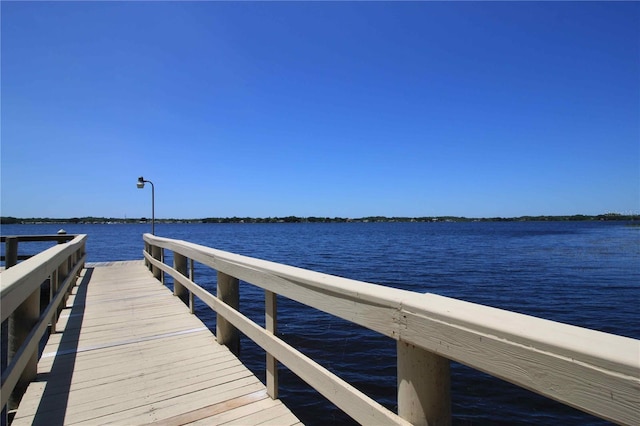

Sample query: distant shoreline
[2,213,638,225]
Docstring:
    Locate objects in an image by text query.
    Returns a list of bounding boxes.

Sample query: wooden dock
[3,234,638,426]
[10,261,301,426]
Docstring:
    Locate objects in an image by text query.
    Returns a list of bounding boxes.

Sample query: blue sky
[2,2,638,219]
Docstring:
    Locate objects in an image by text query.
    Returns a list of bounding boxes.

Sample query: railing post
[266,290,278,399]
[397,341,451,426]
[189,259,195,314]
[173,253,188,302]
[76,246,84,279]
[151,245,162,280]
[216,271,239,355]
[7,288,40,410]
[5,237,18,269]
[57,253,70,308]
[50,270,58,334]
[161,248,165,285]
[144,241,150,270]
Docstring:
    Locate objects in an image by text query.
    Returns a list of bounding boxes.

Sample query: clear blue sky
[2,2,638,219]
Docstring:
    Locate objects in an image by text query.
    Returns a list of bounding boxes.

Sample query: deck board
[12,261,301,426]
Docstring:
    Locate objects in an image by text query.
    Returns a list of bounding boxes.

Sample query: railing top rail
[144,234,640,375]
[143,234,638,374]
[1,234,76,243]
[144,233,639,424]
[1,234,87,322]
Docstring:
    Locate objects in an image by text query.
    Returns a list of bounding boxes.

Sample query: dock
[2,233,639,426]
[11,261,300,425]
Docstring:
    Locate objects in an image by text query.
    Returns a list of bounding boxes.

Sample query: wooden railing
[0,234,86,419]
[143,234,639,426]
[1,234,76,268]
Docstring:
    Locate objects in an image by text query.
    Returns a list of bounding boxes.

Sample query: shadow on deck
[11,261,301,425]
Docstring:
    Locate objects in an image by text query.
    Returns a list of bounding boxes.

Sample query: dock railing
[143,234,640,426]
[0,234,86,420]
[1,234,76,268]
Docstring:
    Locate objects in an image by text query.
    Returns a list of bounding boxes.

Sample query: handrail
[0,234,87,413]
[1,234,76,268]
[0,235,76,243]
[143,233,640,426]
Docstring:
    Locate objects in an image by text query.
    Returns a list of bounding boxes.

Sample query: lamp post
[137,176,155,235]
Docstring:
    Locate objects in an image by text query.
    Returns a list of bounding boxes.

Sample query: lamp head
[137,176,145,188]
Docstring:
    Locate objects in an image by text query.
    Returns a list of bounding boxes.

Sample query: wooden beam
[397,341,450,426]
[266,290,278,399]
[217,272,239,356]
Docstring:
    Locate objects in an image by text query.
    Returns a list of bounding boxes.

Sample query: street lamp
[137,176,155,235]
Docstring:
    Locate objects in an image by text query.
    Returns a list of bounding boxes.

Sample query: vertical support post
[76,247,83,279]
[58,254,70,308]
[397,341,451,426]
[50,270,58,334]
[144,241,150,270]
[266,290,278,399]
[148,242,153,271]
[189,259,195,314]
[5,237,18,269]
[216,272,239,356]
[80,241,86,270]
[160,248,165,285]
[151,245,162,280]
[173,253,188,302]
[7,288,40,410]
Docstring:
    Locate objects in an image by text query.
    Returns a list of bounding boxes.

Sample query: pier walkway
[3,234,639,426]
[10,261,301,426]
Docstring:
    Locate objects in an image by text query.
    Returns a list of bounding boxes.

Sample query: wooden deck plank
[187,396,283,425]
[12,261,301,426]
[17,371,264,423]
[37,331,219,370]
[37,340,236,379]
[152,390,270,426]
[17,355,247,411]
[223,403,299,426]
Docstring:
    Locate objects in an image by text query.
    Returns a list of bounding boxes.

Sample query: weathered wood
[1,233,86,412]
[0,235,75,244]
[400,294,640,425]
[5,237,18,268]
[11,261,300,426]
[60,260,71,315]
[147,256,409,425]
[1,234,84,323]
[144,241,151,270]
[151,244,162,280]
[266,290,278,399]
[1,253,85,410]
[144,235,412,339]
[173,252,188,301]
[397,341,451,426]
[217,271,240,356]
[7,287,40,410]
[0,235,77,270]
[189,394,288,425]
[144,233,640,426]
[189,258,195,314]
[151,390,268,426]
[50,270,58,334]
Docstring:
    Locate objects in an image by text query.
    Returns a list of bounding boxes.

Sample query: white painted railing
[1,234,76,268]
[143,234,639,426]
[0,234,86,418]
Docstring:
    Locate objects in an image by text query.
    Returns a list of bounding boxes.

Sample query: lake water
[2,221,638,425]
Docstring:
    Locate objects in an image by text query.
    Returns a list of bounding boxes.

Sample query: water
[2,221,638,425]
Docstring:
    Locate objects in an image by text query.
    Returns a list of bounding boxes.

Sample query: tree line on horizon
[1,213,638,225]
